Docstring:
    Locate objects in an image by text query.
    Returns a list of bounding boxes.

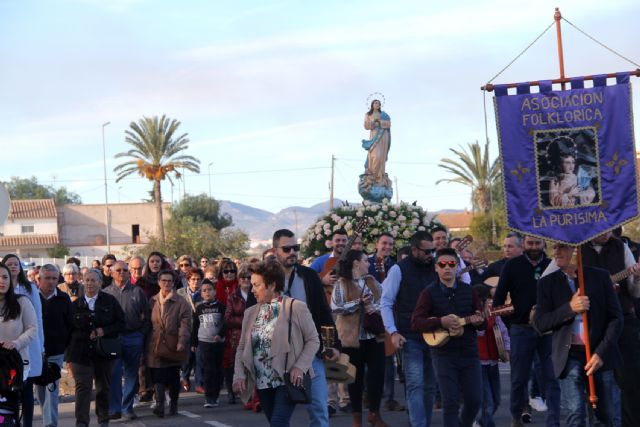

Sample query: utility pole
[294,209,299,236]
[394,176,399,204]
[101,121,111,253]
[329,154,335,209]
[208,162,213,198]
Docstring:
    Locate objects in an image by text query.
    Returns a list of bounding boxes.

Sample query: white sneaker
[150,401,157,410]
[529,396,548,412]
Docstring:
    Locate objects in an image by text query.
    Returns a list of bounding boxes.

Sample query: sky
[1,0,639,213]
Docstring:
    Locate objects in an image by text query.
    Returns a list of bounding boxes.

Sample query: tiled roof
[8,199,57,219]
[0,234,59,247]
[437,211,474,230]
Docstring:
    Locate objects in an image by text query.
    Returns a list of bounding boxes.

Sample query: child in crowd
[474,284,510,427]
[192,279,226,408]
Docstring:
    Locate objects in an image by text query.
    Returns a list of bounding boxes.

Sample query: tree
[113,115,200,242]
[172,194,232,230]
[3,176,81,205]
[436,141,500,213]
[47,243,70,258]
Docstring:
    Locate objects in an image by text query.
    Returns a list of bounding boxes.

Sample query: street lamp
[102,121,111,253]
[118,186,122,203]
[208,162,213,198]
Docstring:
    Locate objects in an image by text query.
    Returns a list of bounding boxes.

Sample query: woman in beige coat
[146,269,191,418]
[232,260,319,427]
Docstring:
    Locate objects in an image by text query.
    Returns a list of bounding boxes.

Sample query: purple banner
[494,77,639,244]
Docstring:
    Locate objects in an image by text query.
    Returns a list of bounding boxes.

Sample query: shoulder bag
[283,298,312,404]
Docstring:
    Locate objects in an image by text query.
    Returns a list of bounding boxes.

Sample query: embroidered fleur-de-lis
[510,162,530,182]
[605,152,628,176]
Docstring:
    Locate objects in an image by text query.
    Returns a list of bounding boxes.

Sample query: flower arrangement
[301,198,443,259]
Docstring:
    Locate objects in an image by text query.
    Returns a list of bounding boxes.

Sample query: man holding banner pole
[534,242,623,427]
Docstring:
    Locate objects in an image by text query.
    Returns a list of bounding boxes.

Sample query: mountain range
[219,199,462,242]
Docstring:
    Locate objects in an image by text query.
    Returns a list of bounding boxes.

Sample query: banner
[494,74,638,244]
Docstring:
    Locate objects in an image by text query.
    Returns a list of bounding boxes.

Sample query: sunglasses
[179,263,191,267]
[279,245,300,253]
[239,276,251,280]
[222,269,236,274]
[437,260,457,268]
[114,269,128,273]
[416,247,435,255]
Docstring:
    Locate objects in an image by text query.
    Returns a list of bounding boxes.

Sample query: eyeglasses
[416,247,435,255]
[179,263,191,267]
[114,269,128,273]
[222,270,236,274]
[239,276,251,280]
[436,260,457,268]
[104,263,114,268]
[279,245,300,253]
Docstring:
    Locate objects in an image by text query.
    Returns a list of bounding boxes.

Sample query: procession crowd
[1,224,640,427]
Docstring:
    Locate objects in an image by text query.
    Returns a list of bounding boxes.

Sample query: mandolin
[422,304,513,348]
[456,259,488,278]
[319,217,369,279]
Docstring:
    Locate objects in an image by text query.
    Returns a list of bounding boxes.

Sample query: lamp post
[102,121,111,253]
[118,186,122,203]
[208,162,213,198]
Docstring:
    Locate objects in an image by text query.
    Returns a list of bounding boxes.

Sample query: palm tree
[436,141,500,213]
[114,115,200,242]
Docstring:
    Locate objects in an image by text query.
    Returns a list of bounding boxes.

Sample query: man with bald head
[104,261,150,420]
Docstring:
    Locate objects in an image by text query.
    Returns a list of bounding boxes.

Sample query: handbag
[283,298,312,404]
[359,282,385,336]
[95,336,122,360]
[32,357,62,389]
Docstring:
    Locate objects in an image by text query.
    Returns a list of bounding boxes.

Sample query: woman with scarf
[2,254,44,427]
[232,260,319,426]
[217,258,239,403]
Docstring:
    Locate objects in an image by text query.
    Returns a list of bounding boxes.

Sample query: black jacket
[40,290,73,357]
[533,267,623,378]
[296,264,342,354]
[65,291,125,366]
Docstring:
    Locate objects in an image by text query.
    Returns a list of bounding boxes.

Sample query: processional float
[484,8,640,408]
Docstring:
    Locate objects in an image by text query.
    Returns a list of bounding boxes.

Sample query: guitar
[319,217,369,279]
[422,304,514,348]
[320,326,356,384]
[454,235,473,254]
[456,260,488,278]
[610,265,638,285]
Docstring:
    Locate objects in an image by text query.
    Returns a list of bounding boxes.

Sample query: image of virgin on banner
[493,74,639,244]
[535,129,600,209]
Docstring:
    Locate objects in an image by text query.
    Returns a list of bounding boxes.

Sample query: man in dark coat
[534,242,623,427]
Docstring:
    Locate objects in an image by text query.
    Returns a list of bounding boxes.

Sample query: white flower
[370,204,379,212]
[398,215,406,222]
[423,217,431,225]
[393,225,399,230]
[372,228,380,236]
[345,222,353,230]
[325,240,332,248]
[389,211,397,218]
[418,226,426,231]
[318,220,326,226]
[314,250,320,256]
[323,223,331,230]
[391,230,398,237]
[316,234,323,241]
[324,229,332,236]
[381,204,388,211]
[356,210,363,217]
[411,218,420,225]
[403,230,411,238]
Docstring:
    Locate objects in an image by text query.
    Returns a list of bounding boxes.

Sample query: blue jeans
[36,354,64,427]
[109,331,144,415]
[383,355,395,401]
[477,364,501,427]
[257,386,296,427]
[432,353,482,427]
[403,338,436,427]
[306,356,329,427]
[181,346,203,387]
[509,326,560,426]
[560,356,618,427]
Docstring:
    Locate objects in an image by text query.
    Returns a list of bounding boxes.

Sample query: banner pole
[554,8,567,89]
[556,6,598,409]
[576,246,598,408]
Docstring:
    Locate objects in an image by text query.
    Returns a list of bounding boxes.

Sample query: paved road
[36,367,550,426]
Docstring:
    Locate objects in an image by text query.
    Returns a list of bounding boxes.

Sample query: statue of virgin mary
[359,96,393,202]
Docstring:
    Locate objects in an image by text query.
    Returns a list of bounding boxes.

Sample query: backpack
[0,347,25,418]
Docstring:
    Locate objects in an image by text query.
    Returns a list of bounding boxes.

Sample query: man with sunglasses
[380,230,438,427]
[273,229,341,427]
[493,235,560,427]
[412,248,485,427]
